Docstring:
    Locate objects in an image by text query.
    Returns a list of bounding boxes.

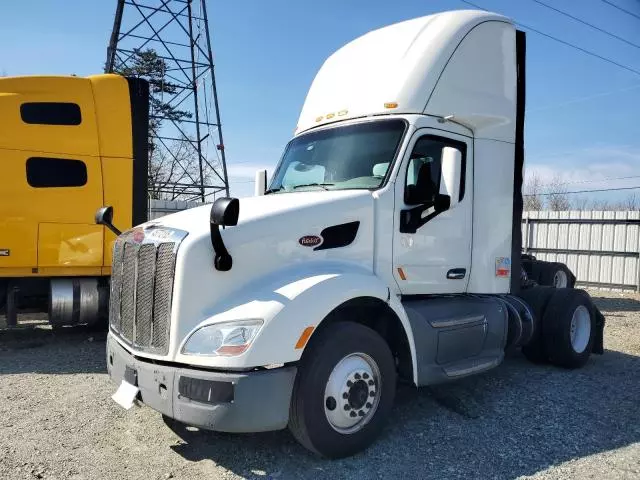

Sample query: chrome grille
[109,227,187,355]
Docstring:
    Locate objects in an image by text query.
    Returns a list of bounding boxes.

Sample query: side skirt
[403,293,534,386]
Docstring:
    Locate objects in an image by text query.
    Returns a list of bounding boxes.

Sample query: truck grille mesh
[109,229,185,355]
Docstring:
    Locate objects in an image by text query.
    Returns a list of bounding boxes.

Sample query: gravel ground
[0,290,639,480]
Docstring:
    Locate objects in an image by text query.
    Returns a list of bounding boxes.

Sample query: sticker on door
[495,257,511,277]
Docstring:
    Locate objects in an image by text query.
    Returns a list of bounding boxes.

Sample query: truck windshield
[268,119,406,193]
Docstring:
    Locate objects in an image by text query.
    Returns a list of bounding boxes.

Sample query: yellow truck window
[26,157,88,188]
[20,102,82,126]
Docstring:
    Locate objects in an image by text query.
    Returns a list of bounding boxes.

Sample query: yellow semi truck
[0,74,149,327]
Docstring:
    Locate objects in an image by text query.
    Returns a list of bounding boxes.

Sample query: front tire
[289,321,396,458]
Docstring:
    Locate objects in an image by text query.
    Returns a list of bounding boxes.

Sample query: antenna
[106,0,230,202]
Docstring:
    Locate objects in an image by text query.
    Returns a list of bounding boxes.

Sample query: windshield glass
[268,119,406,193]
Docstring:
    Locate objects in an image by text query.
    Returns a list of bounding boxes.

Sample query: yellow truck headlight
[181,319,263,357]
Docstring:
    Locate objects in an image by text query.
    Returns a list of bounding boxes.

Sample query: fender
[175,261,418,383]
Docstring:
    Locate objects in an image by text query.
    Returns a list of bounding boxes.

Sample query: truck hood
[137,190,375,355]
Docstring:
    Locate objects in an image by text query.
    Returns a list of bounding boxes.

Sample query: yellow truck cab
[0,74,148,327]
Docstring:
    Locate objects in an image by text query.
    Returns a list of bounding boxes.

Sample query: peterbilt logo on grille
[146,228,173,240]
[299,235,322,247]
[132,229,145,243]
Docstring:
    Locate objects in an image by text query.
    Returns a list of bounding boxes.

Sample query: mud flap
[592,307,605,355]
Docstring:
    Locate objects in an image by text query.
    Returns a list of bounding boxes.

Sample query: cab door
[392,128,473,295]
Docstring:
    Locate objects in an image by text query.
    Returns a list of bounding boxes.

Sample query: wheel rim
[553,270,568,288]
[324,353,381,434]
[570,305,591,353]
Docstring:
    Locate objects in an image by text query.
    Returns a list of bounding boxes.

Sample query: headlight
[181,319,263,357]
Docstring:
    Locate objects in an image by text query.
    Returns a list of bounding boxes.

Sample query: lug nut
[347,380,353,387]
[342,392,348,399]
[363,373,369,379]
[366,402,372,408]
[368,380,374,386]
[344,404,350,411]
[350,411,357,418]
[370,391,375,397]
[358,410,365,417]
[354,373,361,380]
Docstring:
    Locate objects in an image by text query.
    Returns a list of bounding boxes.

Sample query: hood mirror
[210,197,240,226]
[95,206,122,236]
[209,197,240,271]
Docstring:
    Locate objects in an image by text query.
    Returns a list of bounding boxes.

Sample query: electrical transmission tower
[105,0,229,201]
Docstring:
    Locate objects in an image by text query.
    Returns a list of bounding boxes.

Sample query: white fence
[148,199,204,220]
[522,211,640,291]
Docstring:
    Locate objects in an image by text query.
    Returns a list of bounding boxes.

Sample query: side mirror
[440,147,462,208]
[95,206,122,236]
[210,197,240,227]
[255,169,267,196]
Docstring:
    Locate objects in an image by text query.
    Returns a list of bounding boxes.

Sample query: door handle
[447,268,466,280]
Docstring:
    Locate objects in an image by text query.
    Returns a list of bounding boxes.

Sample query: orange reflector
[384,102,398,109]
[295,326,315,349]
[338,109,348,116]
[326,113,335,119]
[315,115,324,122]
[397,267,407,280]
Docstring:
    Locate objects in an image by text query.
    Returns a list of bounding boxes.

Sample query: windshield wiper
[292,183,335,190]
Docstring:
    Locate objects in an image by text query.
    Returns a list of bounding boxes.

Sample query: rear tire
[542,289,595,369]
[539,262,575,288]
[288,321,396,458]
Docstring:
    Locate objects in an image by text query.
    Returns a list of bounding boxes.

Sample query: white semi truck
[100,10,605,458]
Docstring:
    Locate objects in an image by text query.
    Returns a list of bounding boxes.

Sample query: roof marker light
[315,115,324,122]
[338,109,348,116]
[326,113,335,119]
[384,102,398,109]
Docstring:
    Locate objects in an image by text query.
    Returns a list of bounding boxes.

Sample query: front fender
[175,263,417,381]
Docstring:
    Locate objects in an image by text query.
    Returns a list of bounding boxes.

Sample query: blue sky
[1,0,639,203]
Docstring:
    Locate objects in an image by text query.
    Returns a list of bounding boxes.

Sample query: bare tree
[547,174,571,211]
[572,196,591,211]
[619,193,639,211]
[148,140,211,200]
[590,198,611,211]
[524,172,544,211]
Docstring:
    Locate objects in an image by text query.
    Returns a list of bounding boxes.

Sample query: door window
[404,136,466,206]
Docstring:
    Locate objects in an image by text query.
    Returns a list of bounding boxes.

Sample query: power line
[531,0,640,51]
[459,0,640,77]
[600,0,640,22]
[541,174,640,187]
[526,82,640,112]
[524,185,640,196]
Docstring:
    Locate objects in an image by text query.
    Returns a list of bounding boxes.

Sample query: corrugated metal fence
[148,199,203,220]
[522,211,640,291]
